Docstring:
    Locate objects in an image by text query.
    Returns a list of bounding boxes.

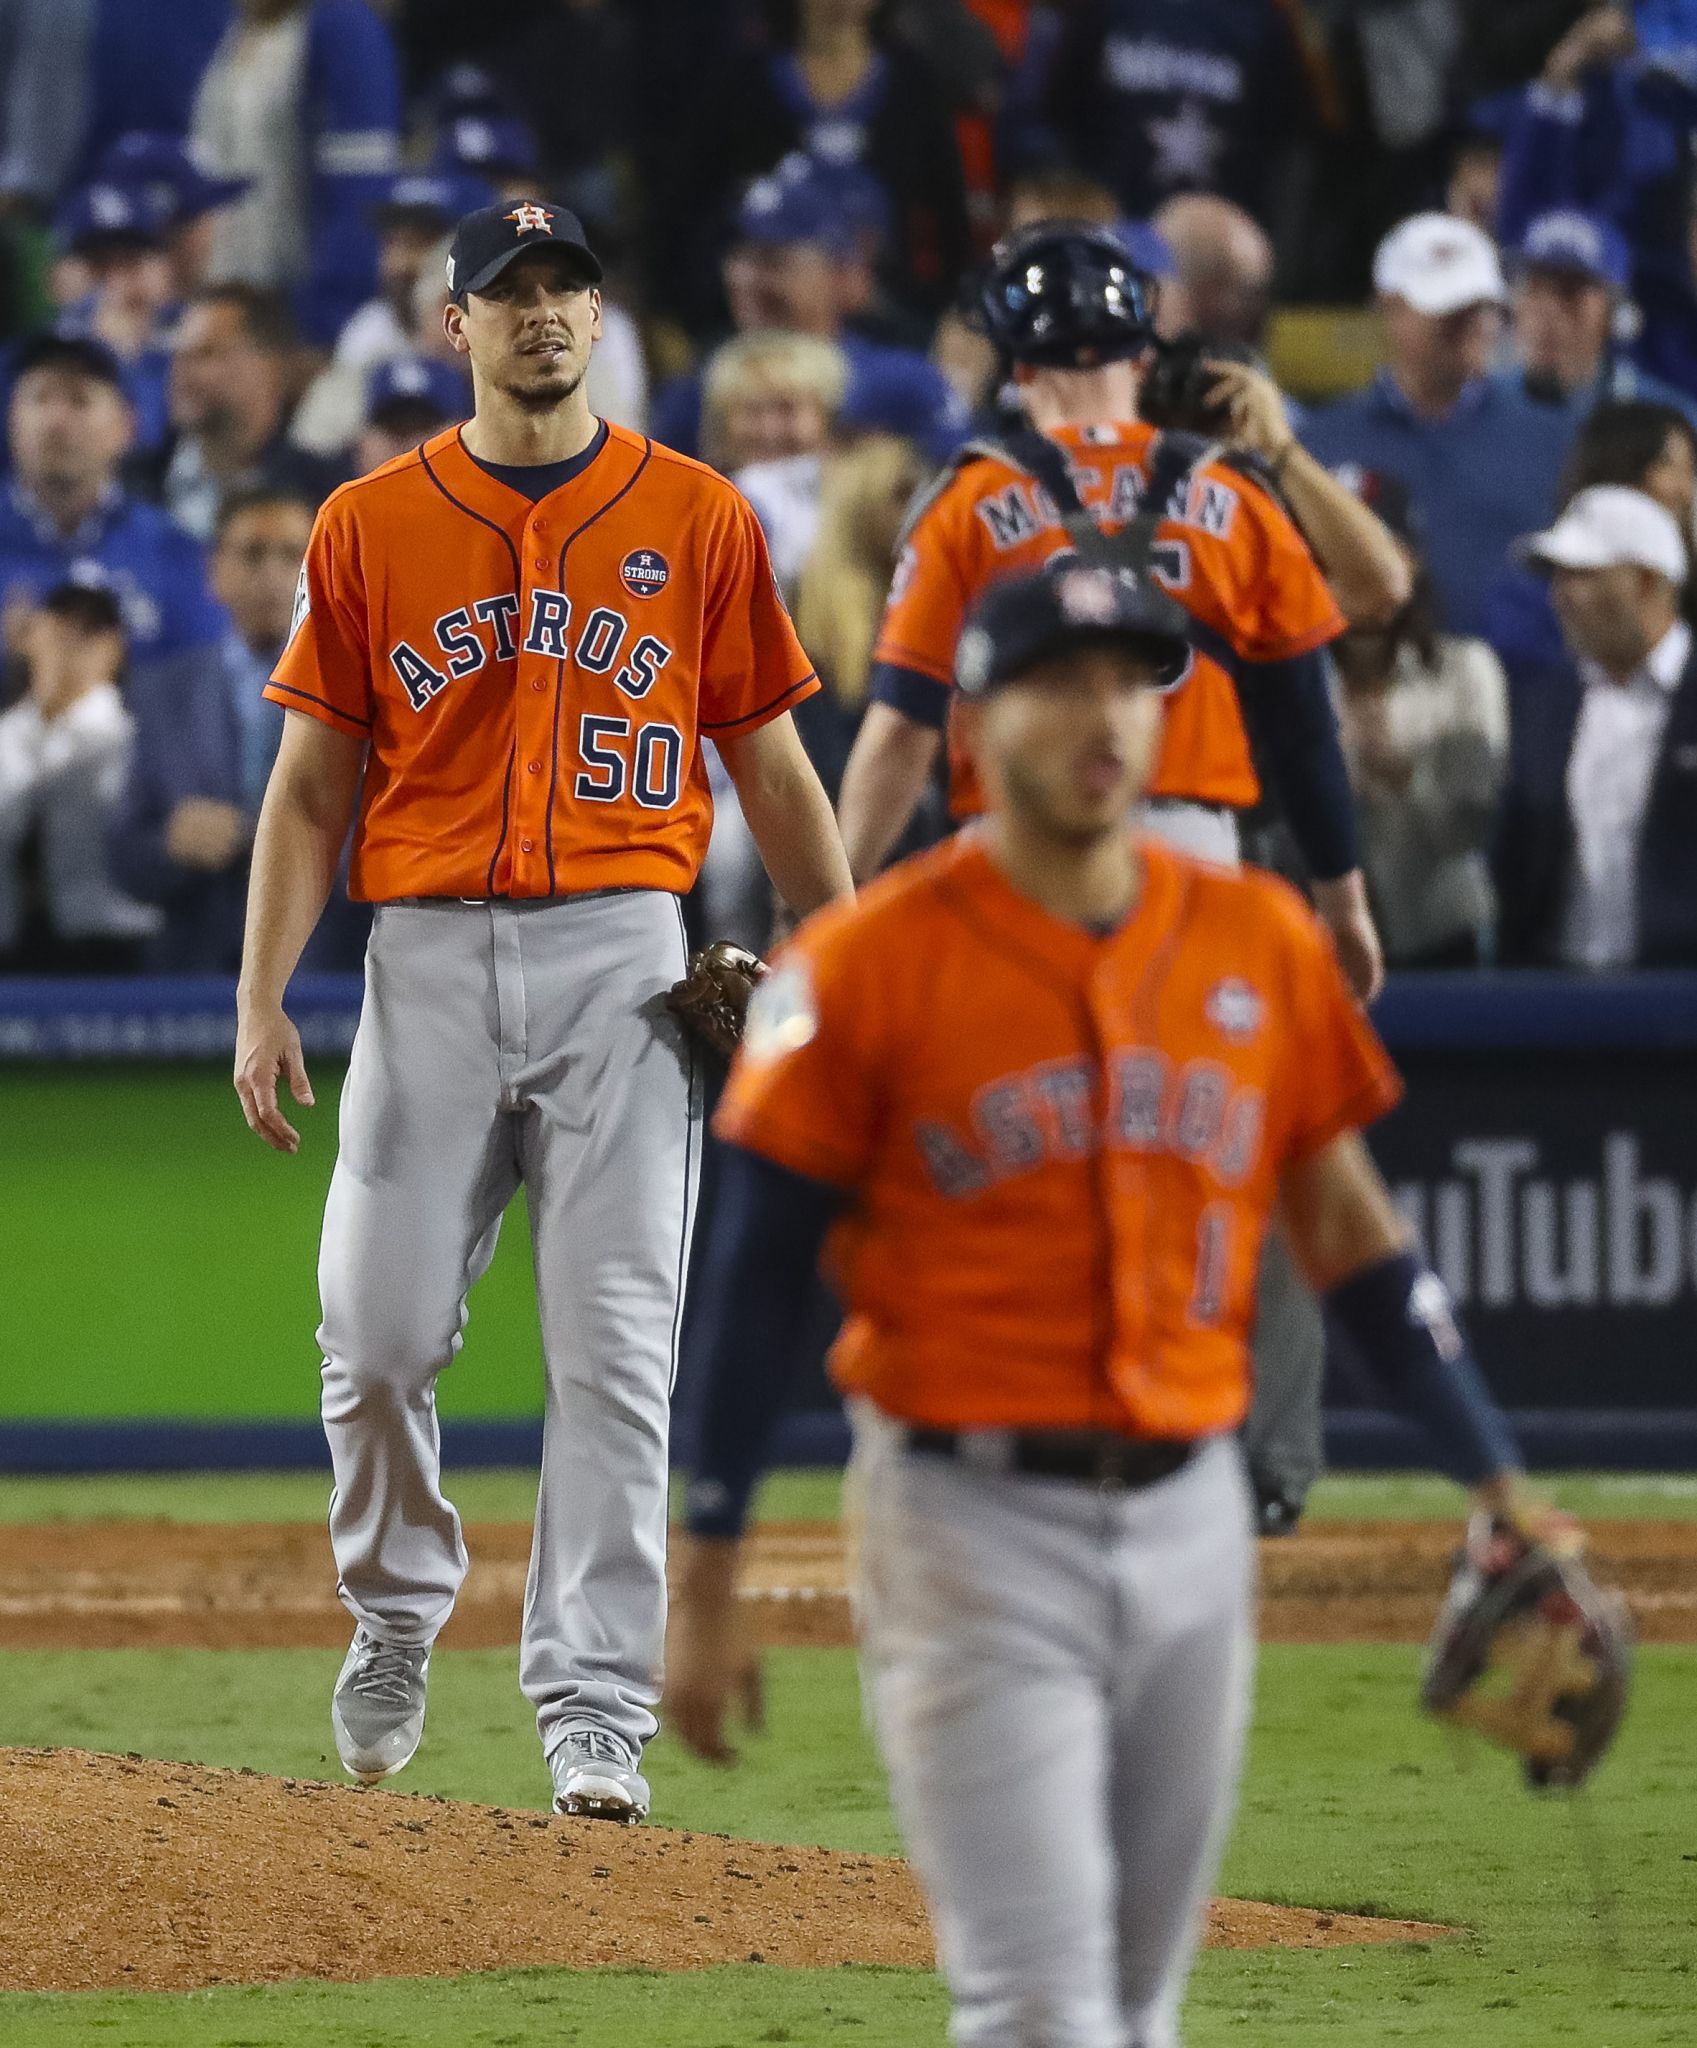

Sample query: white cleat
[550,1728,650,1824]
[331,1627,430,1784]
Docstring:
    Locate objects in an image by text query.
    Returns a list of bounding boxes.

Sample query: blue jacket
[1301,373,1574,637]
[1493,645,1697,966]
[0,483,223,661]
[111,637,368,972]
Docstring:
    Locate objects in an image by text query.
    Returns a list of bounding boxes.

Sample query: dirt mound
[0,1517,1692,1653]
[0,1749,1447,1994]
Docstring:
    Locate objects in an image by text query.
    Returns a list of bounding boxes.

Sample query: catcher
[667,563,1628,2048]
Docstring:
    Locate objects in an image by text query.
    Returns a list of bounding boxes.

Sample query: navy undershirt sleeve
[1235,649,1361,882]
[868,660,951,731]
[1324,1250,1521,1486]
[684,1144,849,1540]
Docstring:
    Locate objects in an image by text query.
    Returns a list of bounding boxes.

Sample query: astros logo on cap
[507,203,554,236]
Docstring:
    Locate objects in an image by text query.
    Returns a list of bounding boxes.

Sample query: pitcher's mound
[0,1748,1448,1994]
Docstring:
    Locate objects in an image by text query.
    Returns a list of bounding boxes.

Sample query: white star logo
[1146,100,1224,189]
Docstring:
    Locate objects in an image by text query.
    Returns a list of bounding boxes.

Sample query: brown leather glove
[665,941,768,1059]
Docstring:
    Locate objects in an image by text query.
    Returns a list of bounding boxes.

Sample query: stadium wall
[5,973,1696,1472]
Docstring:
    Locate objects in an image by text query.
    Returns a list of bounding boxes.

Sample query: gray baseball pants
[852,1412,1257,2048]
[317,891,700,1762]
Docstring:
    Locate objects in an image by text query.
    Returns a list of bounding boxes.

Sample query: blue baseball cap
[434,113,541,180]
[55,180,170,254]
[366,355,471,421]
[445,200,602,299]
[1514,210,1631,293]
[374,171,494,229]
[92,133,247,225]
[734,159,858,255]
[954,560,1193,697]
[1117,217,1176,280]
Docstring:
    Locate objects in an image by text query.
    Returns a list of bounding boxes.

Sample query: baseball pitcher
[233,199,852,1821]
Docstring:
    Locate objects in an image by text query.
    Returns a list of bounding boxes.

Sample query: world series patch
[621,549,669,599]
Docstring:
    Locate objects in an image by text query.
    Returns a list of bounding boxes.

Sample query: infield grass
[0,1637,1692,2046]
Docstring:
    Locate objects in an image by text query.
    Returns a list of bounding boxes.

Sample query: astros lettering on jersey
[717,833,1402,1438]
[875,422,1345,815]
[267,422,819,900]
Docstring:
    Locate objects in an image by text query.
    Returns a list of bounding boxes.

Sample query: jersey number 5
[575,713,684,809]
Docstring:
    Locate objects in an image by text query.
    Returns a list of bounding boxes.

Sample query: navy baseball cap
[93,133,248,224]
[55,180,170,254]
[734,162,857,255]
[367,354,472,421]
[375,171,493,230]
[435,113,541,181]
[955,562,1194,697]
[446,201,602,299]
[1514,210,1631,293]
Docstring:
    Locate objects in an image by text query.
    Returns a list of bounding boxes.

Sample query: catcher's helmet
[977,221,1157,370]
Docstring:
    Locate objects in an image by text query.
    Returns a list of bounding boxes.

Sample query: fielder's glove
[665,941,768,1059]
[1421,1512,1631,1790]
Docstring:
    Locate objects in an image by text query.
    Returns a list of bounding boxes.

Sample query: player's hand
[167,797,249,872]
[1203,358,1292,463]
[666,1537,766,1766]
[1312,872,1385,1004]
[1471,1473,1584,1557]
[234,1003,314,1154]
[1542,5,1634,87]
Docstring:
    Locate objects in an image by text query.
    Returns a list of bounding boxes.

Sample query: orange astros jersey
[717,832,1401,1439]
[267,421,818,901]
[874,421,1345,816]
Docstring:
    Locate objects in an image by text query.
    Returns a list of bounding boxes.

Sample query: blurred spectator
[152,283,337,541]
[111,483,366,971]
[1044,0,1314,227]
[1330,472,1508,969]
[0,0,95,224]
[662,0,973,334]
[653,162,964,461]
[0,335,223,675]
[1446,127,1504,235]
[1303,213,1575,635]
[1484,396,1697,675]
[1496,483,1697,967]
[1148,191,1273,346]
[479,3,635,235]
[721,332,849,591]
[0,579,157,971]
[92,133,250,301]
[705,330,846,476]
[189,0,402,347]
[432,112,544,206]
[47,182,178,460]
[1504,208,1697,419]
[1003,163,1123,231]
[353,356,469,477]
[289,172,487,458]
[70,0,230,185]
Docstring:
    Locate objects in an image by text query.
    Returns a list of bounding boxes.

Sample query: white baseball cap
[1518,485,1688,583]
[1372,212,1506,316]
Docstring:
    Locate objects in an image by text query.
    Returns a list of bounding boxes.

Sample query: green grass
[4,1465,1694,1526]
[0,1638,1692,2046]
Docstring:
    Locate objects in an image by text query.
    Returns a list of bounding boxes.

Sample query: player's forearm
[720,723,853,918]
[237,756,359,1012]
[1275,444,1413,629]
[836,703,942,884]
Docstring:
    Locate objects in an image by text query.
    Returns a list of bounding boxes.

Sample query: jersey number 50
[575,713,684,809]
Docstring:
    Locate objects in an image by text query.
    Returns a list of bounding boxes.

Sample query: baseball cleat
[331,1627,431,1784]
[550,1728,650,1824]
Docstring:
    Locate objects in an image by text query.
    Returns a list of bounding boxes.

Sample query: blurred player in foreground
[668,561,1571,2047]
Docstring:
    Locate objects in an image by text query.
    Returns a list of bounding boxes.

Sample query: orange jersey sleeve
[1176,463,1345,666]
[267,491,376,739]
[698,492,820,739]
[715,907,886,1188]
[873,477,985,690]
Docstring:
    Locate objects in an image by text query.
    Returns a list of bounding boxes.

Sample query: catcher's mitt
[1421,1513,1632,1790]
[665,941,768,1058]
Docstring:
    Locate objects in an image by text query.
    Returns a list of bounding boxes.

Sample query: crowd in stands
[2,0,1697,975]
